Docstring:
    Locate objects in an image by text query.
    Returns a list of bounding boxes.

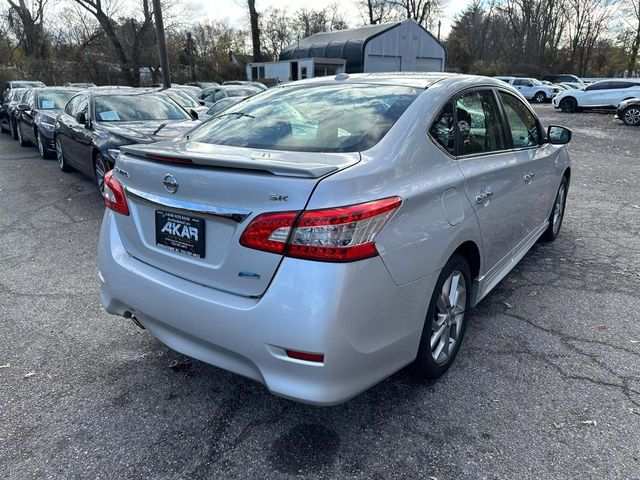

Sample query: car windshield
[188,84,422,153]
[94,93,191,122]
[531,79,542,85]
[37,90,77,109]
[165,90,199,108]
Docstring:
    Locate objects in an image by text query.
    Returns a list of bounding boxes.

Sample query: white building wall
[363,20,445,72]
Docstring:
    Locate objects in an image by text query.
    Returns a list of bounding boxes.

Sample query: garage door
[366,55,401,73]
[415,57,443,72]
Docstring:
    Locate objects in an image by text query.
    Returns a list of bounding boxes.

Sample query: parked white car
[552,79,640,113]
[495,77,560,103]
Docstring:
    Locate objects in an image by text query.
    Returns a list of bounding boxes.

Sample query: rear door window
[454,90,506,156]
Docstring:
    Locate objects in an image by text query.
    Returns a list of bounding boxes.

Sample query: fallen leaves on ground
[23,371,37,379]
[581,420,597,427]
[0,363,10,368]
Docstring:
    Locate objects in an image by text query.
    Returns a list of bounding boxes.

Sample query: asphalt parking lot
[1,104,639,479]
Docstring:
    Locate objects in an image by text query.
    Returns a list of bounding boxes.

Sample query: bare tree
[390,0,442,28]
[70,0,135,84]
[357,0,400,24]
[260,7,293,61]
[247,0,261,62]
[4,0,47,58]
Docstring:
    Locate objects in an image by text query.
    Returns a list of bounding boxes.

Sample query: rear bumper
[98,211,436,405]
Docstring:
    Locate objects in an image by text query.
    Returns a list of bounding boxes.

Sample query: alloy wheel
[624,107,640,126]
[37,132,44,157]
[94,155,107,198]
[552,183,567,235]
[430,270,467,365]
[56,140,64,169]
[534,92,545,103]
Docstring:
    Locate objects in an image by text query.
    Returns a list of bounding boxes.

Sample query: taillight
[104,170,129,216]
[239,197,401,262]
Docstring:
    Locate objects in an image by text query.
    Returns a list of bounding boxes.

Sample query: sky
[181,0,475,40]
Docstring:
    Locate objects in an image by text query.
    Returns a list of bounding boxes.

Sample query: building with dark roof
[246,19,445,83]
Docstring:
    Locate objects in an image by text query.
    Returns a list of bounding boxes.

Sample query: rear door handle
[475,191,493,204]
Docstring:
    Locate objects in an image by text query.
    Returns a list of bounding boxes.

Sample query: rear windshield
[165,89,199,108]
[188,84,422,152]
[13,81,44,89]
[94,93,190,122]
[37,90,77,109]
[226,88,259,97]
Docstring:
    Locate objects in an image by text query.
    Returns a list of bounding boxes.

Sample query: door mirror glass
[189,109,198,120]
[76,111,87,125]
[548,125,571,144]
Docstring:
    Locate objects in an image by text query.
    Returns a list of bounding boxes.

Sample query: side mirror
[198,99,205,106]
[548,125,571,145]
[76,111,87,125]
[189,109,199,120]
[17,103,29,111]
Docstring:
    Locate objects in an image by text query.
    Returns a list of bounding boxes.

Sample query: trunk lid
[112,141,359,297]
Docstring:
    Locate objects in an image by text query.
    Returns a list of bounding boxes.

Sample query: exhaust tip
[123,310,145,330]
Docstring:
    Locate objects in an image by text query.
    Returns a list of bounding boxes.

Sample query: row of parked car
[0,80,265,195]
[495,74,640,125]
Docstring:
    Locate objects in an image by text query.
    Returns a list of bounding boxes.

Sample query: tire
[10,119,18,140]
[533,91,547,103]
[0,121,7,134]
[93,153,110,198]
[36,130,52,158]
[560,97,578,113]
[56,138,73,172]
[541,176,569,242]
[415,254,472,380]
[17,123,29,146]
[622,106,640,126]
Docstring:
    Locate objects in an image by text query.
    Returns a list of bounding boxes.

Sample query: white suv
[495,77,560,103]
[552,79,640,113]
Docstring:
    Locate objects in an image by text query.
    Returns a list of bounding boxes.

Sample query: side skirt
[472,221,548,306]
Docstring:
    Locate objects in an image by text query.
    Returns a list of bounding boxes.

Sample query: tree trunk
[627,22,640,77]
[248,0,262,62]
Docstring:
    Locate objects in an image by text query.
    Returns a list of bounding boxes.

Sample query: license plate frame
[155,210,205,258]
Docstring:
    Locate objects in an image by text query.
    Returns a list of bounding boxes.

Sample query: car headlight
[39,122,55,133]
[107,148,121,162]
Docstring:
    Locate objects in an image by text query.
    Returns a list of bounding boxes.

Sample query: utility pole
[437,21,441,41]
[152,0,171,89]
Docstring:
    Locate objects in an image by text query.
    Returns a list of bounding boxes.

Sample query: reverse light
[239,197,402,262]
[103,170,129,216]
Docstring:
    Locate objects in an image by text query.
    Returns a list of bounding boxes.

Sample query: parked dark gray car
[15,87,81,157]
[54,89,200,196]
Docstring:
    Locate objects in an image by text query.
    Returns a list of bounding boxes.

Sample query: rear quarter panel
[307,80,483,286]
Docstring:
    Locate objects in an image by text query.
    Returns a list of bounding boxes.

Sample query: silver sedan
[98,73,571,405]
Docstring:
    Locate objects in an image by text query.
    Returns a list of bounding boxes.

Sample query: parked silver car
[98,73,572,405]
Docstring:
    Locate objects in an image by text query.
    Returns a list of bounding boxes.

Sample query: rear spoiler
[121,143,342,179]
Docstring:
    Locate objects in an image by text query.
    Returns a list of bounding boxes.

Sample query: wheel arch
[451,241,481,282]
